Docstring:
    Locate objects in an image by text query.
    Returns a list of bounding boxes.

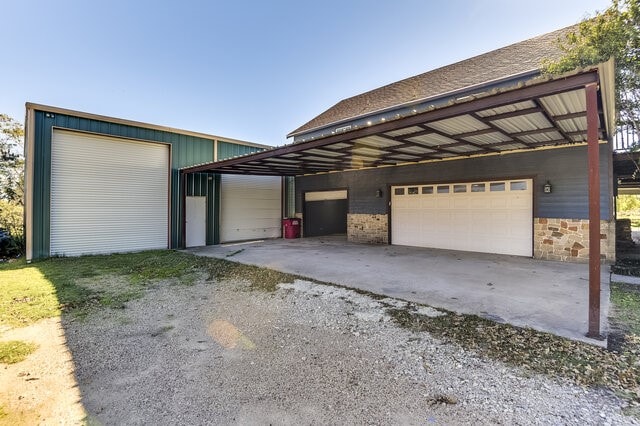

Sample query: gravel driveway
[63,276,635,425]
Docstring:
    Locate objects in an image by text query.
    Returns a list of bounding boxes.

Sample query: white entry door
[186,196,206,247]
[391,179,533,256]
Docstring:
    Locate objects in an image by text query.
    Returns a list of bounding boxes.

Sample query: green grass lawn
[0,341,38,364]
[0,250,210,327]
[0,266,60,328]
[611,282,640,337]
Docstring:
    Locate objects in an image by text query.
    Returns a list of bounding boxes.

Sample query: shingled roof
[288,25,577,138]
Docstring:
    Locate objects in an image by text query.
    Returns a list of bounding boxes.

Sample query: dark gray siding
[296,145,613,220]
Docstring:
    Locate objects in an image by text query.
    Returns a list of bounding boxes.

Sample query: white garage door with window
[391,179,532,256]
[220,175,282,242]
[50,130,169,256]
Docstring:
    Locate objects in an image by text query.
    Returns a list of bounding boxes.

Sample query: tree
[543,0,639,147]
[0,114,24,204]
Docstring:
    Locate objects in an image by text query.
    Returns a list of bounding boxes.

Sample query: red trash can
[283,218,301,239]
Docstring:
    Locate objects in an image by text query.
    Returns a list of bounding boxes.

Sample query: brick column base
[347,214,388,244]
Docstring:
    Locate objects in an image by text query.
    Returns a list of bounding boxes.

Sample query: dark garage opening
[304,199,348,237]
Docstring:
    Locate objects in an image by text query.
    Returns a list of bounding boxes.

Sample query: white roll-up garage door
[50,130,169,256]
[391,179,532,256]
[220,175,282,242]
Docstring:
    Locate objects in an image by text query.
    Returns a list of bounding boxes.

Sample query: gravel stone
[63,277,637,425]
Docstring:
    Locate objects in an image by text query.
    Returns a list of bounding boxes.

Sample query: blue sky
[1,0,611,147]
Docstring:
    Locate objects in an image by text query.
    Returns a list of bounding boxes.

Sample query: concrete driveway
[188,236,610,346]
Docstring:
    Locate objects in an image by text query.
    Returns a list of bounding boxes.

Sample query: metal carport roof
[181,64,614,177]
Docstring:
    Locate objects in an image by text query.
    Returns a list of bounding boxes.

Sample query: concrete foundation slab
[188,236,609,346]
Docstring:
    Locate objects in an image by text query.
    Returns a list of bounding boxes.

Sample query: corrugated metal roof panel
[476,100,537,117]
[463,132,511,145]
[352,147,389,157]
[519,132,563,143]
[558,117,587,133]
[324,142,352,150]
[444,144,479,153]
[299,156,341,163]
[351,154,382,162]
[495,143,529,151]
[263,158,300,164]
[389,153,421,160]
[540,89,586,115]
[428,115,489,134]
[492,113,551,133]
[352,135,402,148]
[304,148,344,157]
[395,145,436,154]
[384,126,424,137]
[407,133,457,146]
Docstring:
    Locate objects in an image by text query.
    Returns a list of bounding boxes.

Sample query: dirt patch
[0,318,86,425]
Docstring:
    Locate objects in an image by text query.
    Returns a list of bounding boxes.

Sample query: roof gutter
[287,69,541,142]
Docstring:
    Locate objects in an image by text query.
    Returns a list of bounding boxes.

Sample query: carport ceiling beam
[532,99,575,143]
[469,112,532,148]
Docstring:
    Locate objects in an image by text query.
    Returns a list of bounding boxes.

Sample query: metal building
[24,103,282,261]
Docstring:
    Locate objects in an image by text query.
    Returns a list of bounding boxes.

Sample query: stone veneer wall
[533,218,615,263]
[348,214,388,244]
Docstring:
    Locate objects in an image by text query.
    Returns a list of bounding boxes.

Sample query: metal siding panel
[218,141,263,160]
[50,130,169,256]
[186,174,193,197]
[296,145,611,219]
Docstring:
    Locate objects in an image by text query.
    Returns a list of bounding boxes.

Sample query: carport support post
[586,82,601,339]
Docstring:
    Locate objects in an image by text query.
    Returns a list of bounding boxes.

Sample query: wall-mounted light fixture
[543,181,552,194]
[375,189,383,198]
